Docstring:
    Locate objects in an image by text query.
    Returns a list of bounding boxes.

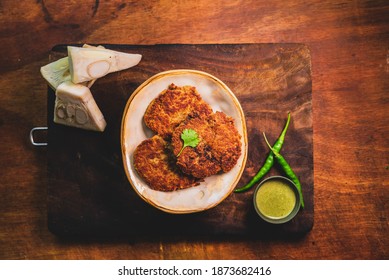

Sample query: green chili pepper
[263,132,305,208]
[234,113,291,193]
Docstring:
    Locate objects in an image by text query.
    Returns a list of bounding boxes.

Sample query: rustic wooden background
[0,0,388,259]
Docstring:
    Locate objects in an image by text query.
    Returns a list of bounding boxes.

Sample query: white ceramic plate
[121,69,247,213]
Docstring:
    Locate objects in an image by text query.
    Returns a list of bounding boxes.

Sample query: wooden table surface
[0,0,388,260]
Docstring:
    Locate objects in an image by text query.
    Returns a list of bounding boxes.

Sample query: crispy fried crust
[144,84,213,139]
[133,135,200,191]
[171,112,242,178]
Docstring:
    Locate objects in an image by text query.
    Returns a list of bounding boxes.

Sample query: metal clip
[30,127,48,146]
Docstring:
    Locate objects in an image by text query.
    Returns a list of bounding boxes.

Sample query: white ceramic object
[121,69,247,213]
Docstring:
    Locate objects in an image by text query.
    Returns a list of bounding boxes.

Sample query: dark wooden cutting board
[47,44,313,237]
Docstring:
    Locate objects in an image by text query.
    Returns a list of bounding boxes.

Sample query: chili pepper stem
[263,133,280,157]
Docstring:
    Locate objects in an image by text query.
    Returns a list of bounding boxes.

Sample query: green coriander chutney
[255,179,297,219]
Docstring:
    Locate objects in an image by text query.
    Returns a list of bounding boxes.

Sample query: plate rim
[121,69,248,213]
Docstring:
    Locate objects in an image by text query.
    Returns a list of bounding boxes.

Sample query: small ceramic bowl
[253,176,301,224]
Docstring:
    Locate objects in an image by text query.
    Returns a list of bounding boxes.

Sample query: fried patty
[171,111,242,178]
[144,84,213,139]
[133,135,200,191]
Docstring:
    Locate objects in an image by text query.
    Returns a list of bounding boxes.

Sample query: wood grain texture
[0,0,388,260]
[46,43,313,237]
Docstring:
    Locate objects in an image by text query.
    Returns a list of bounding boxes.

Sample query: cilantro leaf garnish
[177,128,199,157]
